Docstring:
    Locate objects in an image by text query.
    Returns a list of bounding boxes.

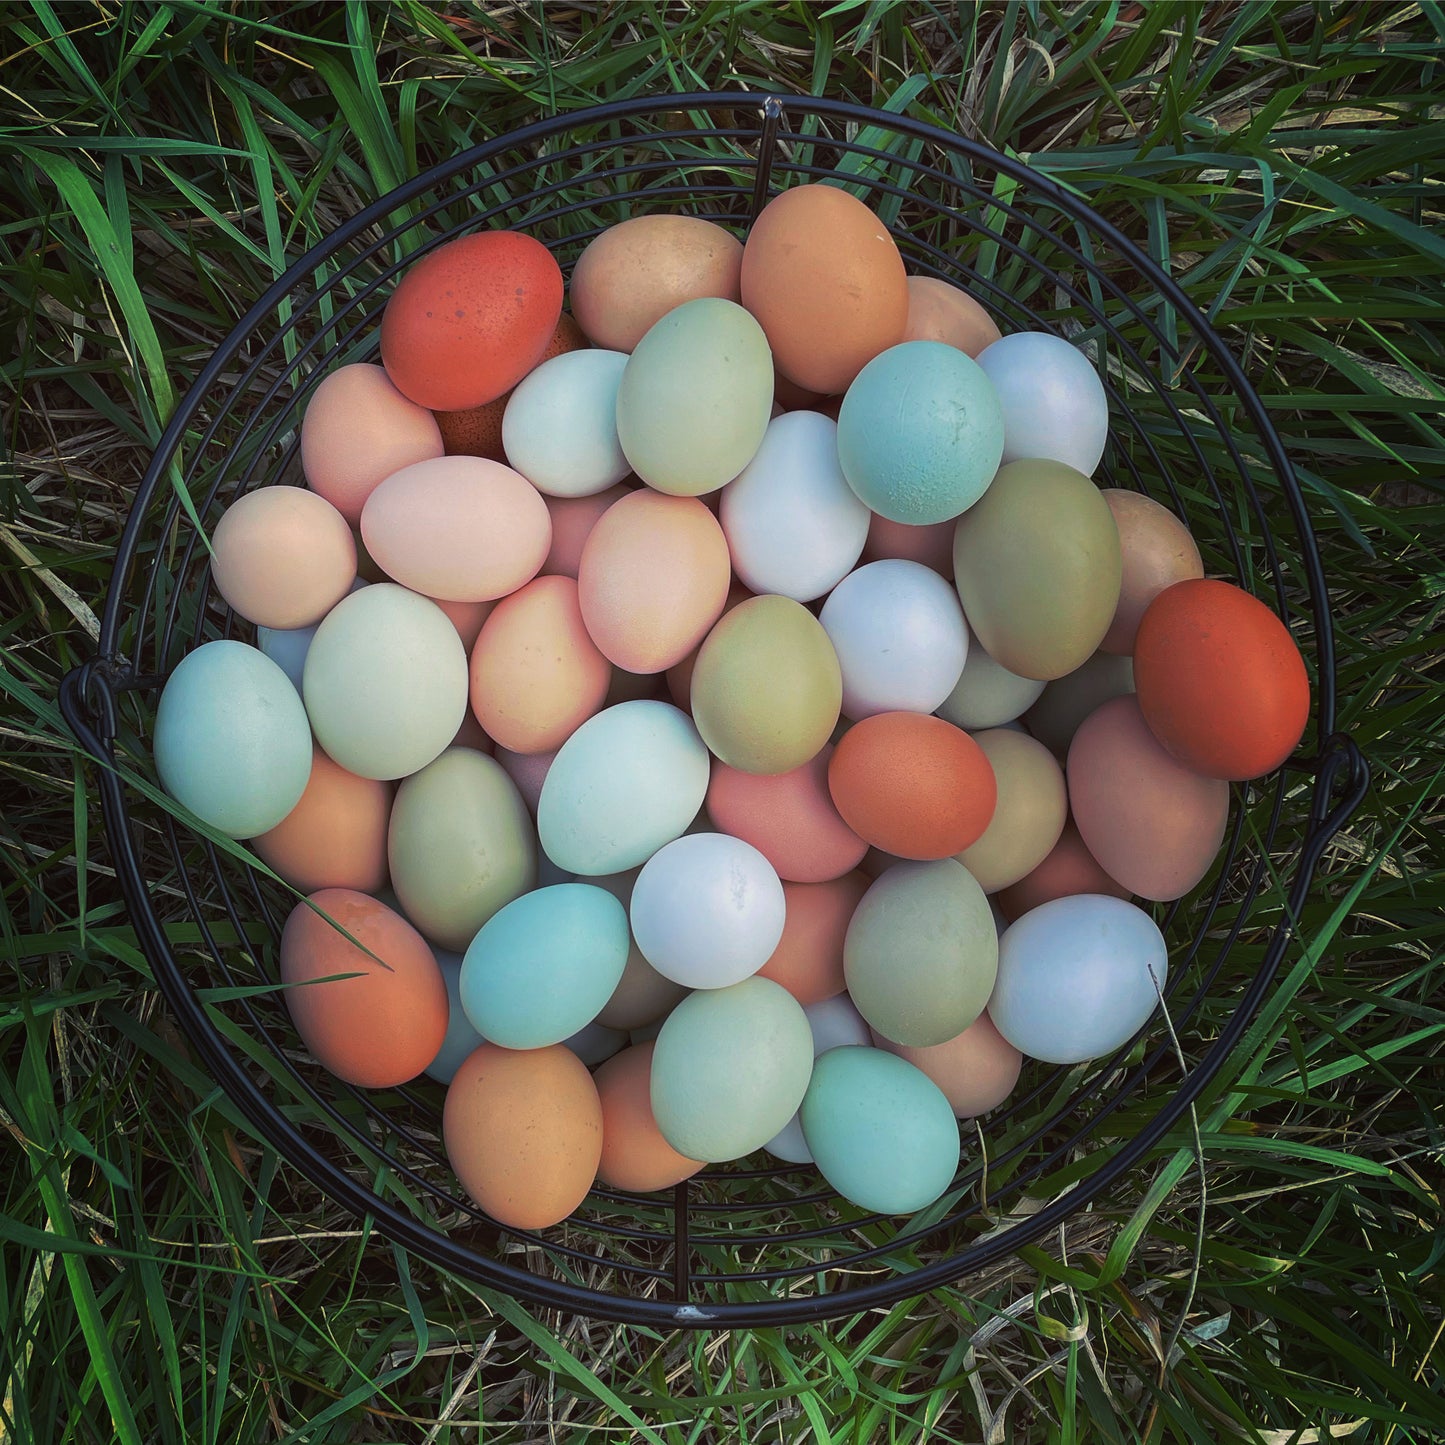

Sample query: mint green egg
[615,297,773,496]
[153,639,312,838]
[650,976,812,1161]
[801,1046,960,1214]
[459,884,630,1049]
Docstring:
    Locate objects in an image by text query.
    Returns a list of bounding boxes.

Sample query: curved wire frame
[81,93,1361,1327]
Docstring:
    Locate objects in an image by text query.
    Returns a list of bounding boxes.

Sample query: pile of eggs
[152,184,1312,1229]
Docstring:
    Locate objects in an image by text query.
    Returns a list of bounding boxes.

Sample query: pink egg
[495,744,557,817]
[360,456,551,602]
[540,484,632,579]
[870,1012,1021,1117]
[860,512,955,579]
[429,596,494,652]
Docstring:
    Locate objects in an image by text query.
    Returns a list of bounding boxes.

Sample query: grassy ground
[3,2,1443,1441]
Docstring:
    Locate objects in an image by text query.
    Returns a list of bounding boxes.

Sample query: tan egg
[994,819,1131,922]
[955,730,1067,893]
[577,491,731,673]
[1100,490,1205,654]
[595,1043,702,1192]
[540,483,633,580]
[280,889,447,1088]
[211,487,356,629]
[903,276,1002,358]
[590,868,690,1030]
[253,745,392,894]
[301,363,444,525]
[870,1012,1021,1117]
[756,872,869,1004]
[443,1042,601,1229]
[469,575,612,754]
[571,216,743,353]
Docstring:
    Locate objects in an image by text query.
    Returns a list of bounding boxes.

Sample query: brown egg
[595,1043,702,1192]
[903,276,1002,358]
[443,1043,601,1229]
[1099,490,1205,654]
[756,872,869,1004]
[1068,694,1230,902]
[955,730,1067,893]
[994,819,1131,922]
[870,1012,1021,1117]
[253,745,392,895]
[861,512,955,579]
[571,215,743,353]
[280,889,447,1088]
[540,483,633,580]
[740,183,908,394]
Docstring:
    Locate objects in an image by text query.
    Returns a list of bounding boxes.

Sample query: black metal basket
[61,93,1369,1328]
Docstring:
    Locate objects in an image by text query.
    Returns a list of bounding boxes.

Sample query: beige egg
[956,730,1067,893]
[903,276,1002,358]
[870,1012,1021,1117]
[1100,490,1205,654]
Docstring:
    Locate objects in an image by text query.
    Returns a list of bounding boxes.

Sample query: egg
[860,512,955,578]
[903,275,1002,357]
[251,744,391,894]
[460,883,630,1048]
[615,297,773,496]
[952,458,1122,681]
[387,746,536,950]
[303,584,468,781]
[577,490,731,673]
[629,833,786,989]
[955,730,1068,894]
[540,483,633,580]
[720,411,870,601]
[571,215,744,353]
[994,820,1131,922]
[756,872,868,1005]
[976,332,1110,476]
[1025,652,1136,757]
[989,894,1168,1065]
[844,858,998,1047]
[429,595,493,653]
[740,183,908,394]
[280,889,448,1088]
[649,976,813,1161]
[871,1011,1022,1118]
[468,575,611,754]
[594,1042,703,1192]
[443,1043,601,1230]
[360,455,551,603]
[423,948,484,1085]
[300,363,445,525]
[837,342,1005,525]
[934,622,1047,731]
[664,578,752,711]
[1133,578,1311,781]
[494,744,556,818]
[591,869,691,1030]
[828,713,997,860]
[502,349,631,497]
[210,487,356,630]
[1099,490,1205,654]
[563,1019,629,1068]
[380,230,563,411]
[762,993,872,1163]
[819,559,969,719]
[154,640,312,838]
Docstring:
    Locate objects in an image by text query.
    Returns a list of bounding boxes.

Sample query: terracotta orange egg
[756,872,870,1004]
[443,1043,601,1230]
[902,276,1002,358]
[994,819,1131,922]
[1134,578,1311,780]
[828,712,997,860]
[594,1043,702,1192]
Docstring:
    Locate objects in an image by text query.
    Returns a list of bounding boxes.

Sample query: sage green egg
[844,859,997,1047]
[388,746,536,951]
[1025,651,1136,758]
[952,459,1122,682]
[615,297,773,496]
[800,1047,960,1214]
[690,595,842,775]
[650,976,813,1161]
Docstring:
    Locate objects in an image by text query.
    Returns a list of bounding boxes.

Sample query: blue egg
[153,639,312,837]
[422,949,482,1085]
[836,341,1005,525]
[800,1046,960,1214]
[460,883,630,1049]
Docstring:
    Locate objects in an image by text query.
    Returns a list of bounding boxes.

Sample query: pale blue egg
[258,577,367,693]
[503,349,631,498]
[800,1046,960,1214]
[422,948,482,1085]
[153,639,312,837]
[563,1019,629,1067]
[976,332,1109,476]
[836,341,1004,525]
[460,883,630,1049]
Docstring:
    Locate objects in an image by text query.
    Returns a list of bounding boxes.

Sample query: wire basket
[61,93,1369,1328]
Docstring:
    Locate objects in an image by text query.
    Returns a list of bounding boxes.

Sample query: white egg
[976,332,1109,476]
[630,832,786,989]
[935,621,1047,729]
[502,349,631,497]
[720,411,870,601]
[819,559,968,719]
[988,895,1168,1064]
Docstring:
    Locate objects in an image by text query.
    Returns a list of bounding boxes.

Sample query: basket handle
[59,656,127,761]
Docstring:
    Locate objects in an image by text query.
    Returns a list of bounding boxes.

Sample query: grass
[2,1,1443,1440]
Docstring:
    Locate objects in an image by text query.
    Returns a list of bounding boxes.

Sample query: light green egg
[537,700,709,875]
[153,639,312,838]
[615,297,773,496]
[844,859,997,1047]
[650,976,812,1161]
[800,1047,960,1215]
[388,747,536,951]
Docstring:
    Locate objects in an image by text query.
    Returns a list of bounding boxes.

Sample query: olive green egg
[689,595,842,775]
[952,459,1122,681]
[388,746,536,951]
[844,859,998,1047]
